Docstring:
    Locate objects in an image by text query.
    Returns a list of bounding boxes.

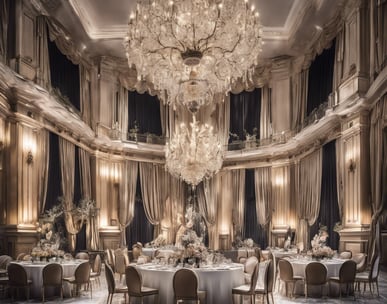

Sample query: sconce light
[26,150,33,165]
[348,158,356,173]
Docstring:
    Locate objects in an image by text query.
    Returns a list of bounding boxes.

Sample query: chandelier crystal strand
[125,0,262,109]
[165,115,223,186]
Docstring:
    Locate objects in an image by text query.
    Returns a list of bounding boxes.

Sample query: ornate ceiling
[38,0,345,60]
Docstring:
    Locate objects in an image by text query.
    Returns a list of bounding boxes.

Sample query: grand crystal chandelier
[165,115,223,186]
[124,0,262,109]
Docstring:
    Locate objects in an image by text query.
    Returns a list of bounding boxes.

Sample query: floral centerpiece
[310,225,335,259]
[145,234,167,248]
[32,203,66,261]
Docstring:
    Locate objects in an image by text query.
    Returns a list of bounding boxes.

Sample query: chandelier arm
[169,15,188,52]
[202,33,242,55]
[196,17,220,50]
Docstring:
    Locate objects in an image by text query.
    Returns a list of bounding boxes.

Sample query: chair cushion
[329,276,340,282]
[232,284,251,293]
[141,286,158,295]
[63,276,76,283]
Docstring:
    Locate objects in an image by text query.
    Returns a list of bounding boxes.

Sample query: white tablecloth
[12,260,83,298]
[142,248,176,259]
[286,258,347,296]
[136,263,244,304]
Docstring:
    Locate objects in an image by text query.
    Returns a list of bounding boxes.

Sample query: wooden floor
[1,265,386,303]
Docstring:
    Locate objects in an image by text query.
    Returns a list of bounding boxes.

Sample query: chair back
[75,252,89,260]
[339,250,352,259]
[305,262,327,285]
[42,263,63,286]
[93,254,102,274]
[370,255,380,280]
[16,253,27,261]
[338,260,356,284]
[351,253,367,272]
[125,266,143,296]
[279,259,294,281]
[104,263,116,293]
[74,262,91,284]
[132,244,143,261]
[7,263,28,286]
[0,255,13,269]
[244,256,259,275]
[115,252,127,275]
[173,268,200,300]
[254,247,262,262]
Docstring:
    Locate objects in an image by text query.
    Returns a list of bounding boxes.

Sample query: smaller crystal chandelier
[165,115,223,186]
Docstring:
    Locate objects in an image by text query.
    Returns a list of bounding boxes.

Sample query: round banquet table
[11,260,84,298]
[136,263,245,304]
[286,257,347,296]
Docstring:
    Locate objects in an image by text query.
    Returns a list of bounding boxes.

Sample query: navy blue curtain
[126,176,153,248]
[306,40,336,115]
[229,88,261,141]
[45,132,61,210]
[128,91,162,136]
[309,140,340,249]
[48,35,80,111]
[244,169,268,249]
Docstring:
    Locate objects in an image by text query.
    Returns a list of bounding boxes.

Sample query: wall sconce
[348,158,356,173]
[26,150,33,165]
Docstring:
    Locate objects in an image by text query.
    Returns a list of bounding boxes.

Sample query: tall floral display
[310,225,335,259]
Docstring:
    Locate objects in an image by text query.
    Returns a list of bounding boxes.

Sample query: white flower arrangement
[310,226,335,259]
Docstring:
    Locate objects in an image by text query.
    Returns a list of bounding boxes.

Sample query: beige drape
[254,167,272,226]
[291,70,308,129]
[79,148,100,250]
[80,65,91,126]
[231,169,246,238]
[168,175,186,244]
[36,16,51,89]
[197,177,219,249]
[260,86,271,140]
[59,138,83,252]
[37,129,49,214]
[118,160,138,247]
[296,149,322,249]
[333,27,345,98]
[139,163,167,235]
[369,96,387,258]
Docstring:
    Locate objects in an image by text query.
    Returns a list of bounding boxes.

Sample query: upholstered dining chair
[132,243,143,263]
[0,255,13,270]
[339,250,352,259]
[90,254,102,287]
[304,262,327,298]
[105,263,128,304]
[243,256,259,284]
[63,261,92,298]
[255,259,275,303]
[278,259,304,298]
[16,253,27,261]
[352,253,367,272]
[115,249,128,283]
[125,265,159,304]
[75,252,90,260]
[105,249,114,271]
[173,268,206,304]
[42,262,63,303]
[355,254,380,297]
[232,259,259,304]
[328,260,357,300]
[7,263,32,301]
